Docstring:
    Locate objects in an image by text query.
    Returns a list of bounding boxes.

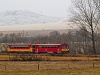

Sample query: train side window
[51,45,56,48]
[42,46,45,48]
[32,45,35,48]
[25,46,28,48]
[22,46,24,48]
[46,46,49,48]
[54,46,57,48]
[14,47,17,48]
[38,46,42,48]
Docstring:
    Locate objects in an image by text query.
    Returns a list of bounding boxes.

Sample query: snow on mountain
[0,10,62,25]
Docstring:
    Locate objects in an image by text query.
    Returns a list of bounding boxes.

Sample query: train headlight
[62,48,69,52]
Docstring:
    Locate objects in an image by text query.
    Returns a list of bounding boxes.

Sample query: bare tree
[70,0,100,54]
[49,31,60,43]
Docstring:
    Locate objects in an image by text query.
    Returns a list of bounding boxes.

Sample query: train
[7,43,69,54]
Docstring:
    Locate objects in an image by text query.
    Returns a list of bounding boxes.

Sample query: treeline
[0,29,100,55]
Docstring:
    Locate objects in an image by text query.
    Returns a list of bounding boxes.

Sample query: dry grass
[0,68,100,75]
[0,55,9,60]
[0,61,100,71]
[0,61,100,75]
[0,54,100,61]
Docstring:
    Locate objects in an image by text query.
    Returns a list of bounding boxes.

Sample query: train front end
[61,44,69,53]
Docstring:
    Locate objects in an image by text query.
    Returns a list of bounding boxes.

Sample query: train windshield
[61,46,68,48]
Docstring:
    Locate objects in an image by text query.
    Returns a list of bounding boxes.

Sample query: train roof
[7,43,68,46]
[8,44,31,45]
[32,44,68,46]
[33,44,61,45]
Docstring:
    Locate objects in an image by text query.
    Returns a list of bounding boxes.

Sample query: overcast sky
[0,0,71,17]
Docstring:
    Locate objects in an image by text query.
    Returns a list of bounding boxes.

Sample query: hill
[0,10,62,25]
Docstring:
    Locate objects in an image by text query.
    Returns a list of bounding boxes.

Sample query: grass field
[0,68,100,75]
[0,61,100,71]
[0,61,99,75]
[0,54,100,75]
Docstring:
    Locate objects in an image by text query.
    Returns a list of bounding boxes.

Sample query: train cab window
[12,46,16,48]
[61,46,67,48]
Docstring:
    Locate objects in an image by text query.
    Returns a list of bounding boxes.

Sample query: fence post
[68,64,69,69]
[38,62,39,70]
[5,65,6,71]
[93,63,95,68]
[88,56,89,61]
[9,53,10,60]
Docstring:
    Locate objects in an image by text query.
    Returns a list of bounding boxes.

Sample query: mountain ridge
[0,10,63,25]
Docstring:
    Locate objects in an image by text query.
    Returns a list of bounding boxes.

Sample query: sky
[0,0,71,17]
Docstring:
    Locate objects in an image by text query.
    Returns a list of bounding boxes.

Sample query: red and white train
[7,44,69,53]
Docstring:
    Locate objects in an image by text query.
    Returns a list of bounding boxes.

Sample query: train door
[32,44,36,53]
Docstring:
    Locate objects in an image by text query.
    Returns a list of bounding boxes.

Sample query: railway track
[0,52,100,57]
[0,53,100,61]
